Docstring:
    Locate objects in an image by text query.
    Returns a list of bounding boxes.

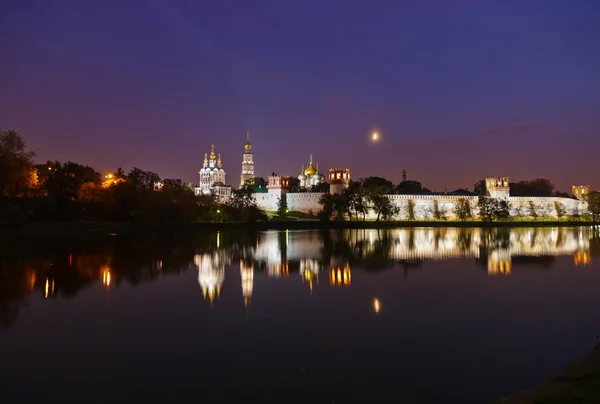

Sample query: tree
[528,201,538,221]
[311,182,330,192]
[454,199,473,222]
[368,193,398,221]
[253,176,267,188]
[277,194,288,216]
[288,177,302,192]
[41,160,102,202]
[318,193,335,221]
[554,201,566,219]
[127,167,160,190]
[587,191,600,223]
[0,130,36,196]
[344,181,367,221]
[510,178,555,197]
[473,180,487,196]
[495,200,511,221]
[406,199,416,221]
[229,186,256,210]
[395,180,430,194]
[318,193,347,221]
[478,196,511,222]
[362,177,393,193]
[432,200,447,220]
[478,196,497,222]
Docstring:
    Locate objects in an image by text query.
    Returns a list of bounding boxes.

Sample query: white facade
[194,144,231,197]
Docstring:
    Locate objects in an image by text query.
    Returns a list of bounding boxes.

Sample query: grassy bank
[497,343,600,403]
[0,219,596,237]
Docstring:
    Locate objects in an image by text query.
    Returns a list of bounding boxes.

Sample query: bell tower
[240,132,255,188]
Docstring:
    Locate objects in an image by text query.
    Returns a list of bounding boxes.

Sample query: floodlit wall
[252,190,587,220]
[287,192,325,213]
[253,190,280,211]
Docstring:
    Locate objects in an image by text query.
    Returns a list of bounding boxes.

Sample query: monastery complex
[194,135,588,220]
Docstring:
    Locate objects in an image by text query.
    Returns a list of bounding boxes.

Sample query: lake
[1,227,599,403]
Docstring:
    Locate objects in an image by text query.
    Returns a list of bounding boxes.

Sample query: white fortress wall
[507,196,585,217]
[253,192,277,211]
[253,190,586,219]
[287,192,325,213]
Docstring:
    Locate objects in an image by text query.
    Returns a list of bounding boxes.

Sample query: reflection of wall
[330,267,351,286]
[574,250,591,266]
[487,250,511,276]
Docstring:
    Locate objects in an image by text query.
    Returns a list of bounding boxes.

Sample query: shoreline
[496,342,600,403]
[0,220,595,237]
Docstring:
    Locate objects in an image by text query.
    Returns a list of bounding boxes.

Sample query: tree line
[0,130,265,224]
[2,129,598,224]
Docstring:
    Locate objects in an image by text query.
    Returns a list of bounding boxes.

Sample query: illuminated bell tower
[240,132,254,188]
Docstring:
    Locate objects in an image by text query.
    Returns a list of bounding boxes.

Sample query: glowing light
[45,278,49,299]
[372,132,379,141]
[373,298,381,314]
[102,270,111,286]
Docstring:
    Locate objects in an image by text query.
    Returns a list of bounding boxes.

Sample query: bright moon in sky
[372,132,379,141]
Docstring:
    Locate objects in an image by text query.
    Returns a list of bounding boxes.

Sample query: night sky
[2,0,599,191]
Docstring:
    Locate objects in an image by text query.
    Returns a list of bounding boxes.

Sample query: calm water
[1,227,599,403]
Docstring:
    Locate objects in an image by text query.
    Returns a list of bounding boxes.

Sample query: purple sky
[1,0,599,192]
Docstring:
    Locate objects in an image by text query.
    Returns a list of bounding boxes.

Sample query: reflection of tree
[0,231,259,329]
[457,229,473,252]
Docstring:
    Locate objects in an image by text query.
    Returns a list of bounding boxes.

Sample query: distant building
[240,132,254,188]
[572,185,591,200]
[195,144,231,197]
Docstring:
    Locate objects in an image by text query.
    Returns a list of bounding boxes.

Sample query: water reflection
[1,227,599,327]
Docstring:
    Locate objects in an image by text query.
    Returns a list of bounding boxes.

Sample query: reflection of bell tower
[240,259,254,308]
[300,259,320,293]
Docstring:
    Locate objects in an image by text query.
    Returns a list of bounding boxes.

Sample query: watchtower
[572,185,591,201]
[329,168,350,195]
[485,177,510,199]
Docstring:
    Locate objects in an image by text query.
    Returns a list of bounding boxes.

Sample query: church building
[195,144,231,197]
[298,154,325,189]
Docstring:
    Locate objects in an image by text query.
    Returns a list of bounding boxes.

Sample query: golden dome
[304,163,317,176]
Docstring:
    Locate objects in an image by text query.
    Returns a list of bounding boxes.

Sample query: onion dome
[304,163,317,176]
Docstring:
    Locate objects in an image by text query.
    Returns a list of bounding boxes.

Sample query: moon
[372,132,379,141]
